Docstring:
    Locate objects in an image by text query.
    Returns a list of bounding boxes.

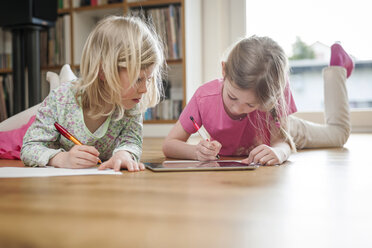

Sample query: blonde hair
[75,15,164,120]
[224,35,295,151]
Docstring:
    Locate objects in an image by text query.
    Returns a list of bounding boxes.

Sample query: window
[246,0,372,131]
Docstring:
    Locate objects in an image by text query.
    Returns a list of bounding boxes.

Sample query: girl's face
[119,65,155,109]
[222,79,260,120]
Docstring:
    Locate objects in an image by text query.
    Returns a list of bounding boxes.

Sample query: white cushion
[46,71,59,91]
[59,64,77,84]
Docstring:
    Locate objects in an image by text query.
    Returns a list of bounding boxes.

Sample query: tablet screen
[145,161,259,172]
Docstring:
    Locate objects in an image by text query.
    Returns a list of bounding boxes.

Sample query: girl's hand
[242,144,283,166]
[98,150,145,172]
[195,140,222,161]
[50,145,101,169]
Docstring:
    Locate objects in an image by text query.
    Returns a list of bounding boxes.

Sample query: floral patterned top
[21,82,143,167]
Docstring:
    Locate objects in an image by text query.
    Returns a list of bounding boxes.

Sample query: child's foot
[330,43,354,78]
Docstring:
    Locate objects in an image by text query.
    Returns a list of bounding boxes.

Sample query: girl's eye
[247,104,255,108]
[228,95,237,100]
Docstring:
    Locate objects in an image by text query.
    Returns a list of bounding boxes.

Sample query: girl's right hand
[49,145,100,169]
[195,140,221,161]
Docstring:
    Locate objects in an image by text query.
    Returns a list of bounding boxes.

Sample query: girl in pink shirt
[162,36,353,166]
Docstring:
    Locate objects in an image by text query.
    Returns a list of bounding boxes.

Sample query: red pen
[190,116,220,159]
[190,116,210,140]
[54,122,102,164]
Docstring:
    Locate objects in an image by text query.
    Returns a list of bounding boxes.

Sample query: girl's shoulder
[47,82,78,105]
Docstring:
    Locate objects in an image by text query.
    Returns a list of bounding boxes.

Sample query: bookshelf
[1,0,201,129]
[54,0,187,124]
[0,27,12,121]
[0,68,11,74]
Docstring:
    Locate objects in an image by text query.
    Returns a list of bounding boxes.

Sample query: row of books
[58,0,71,9]
[0,54,11,70]
[77,0,123,7]
[59,0,125,9]
[43,5,181,66]
[1,72,183,122]
[144,99,183,121]
[0,68,62,121]
[132,5,182,60]
[0,29,11,70]
[0,74,13,121]
[40,15,71,67]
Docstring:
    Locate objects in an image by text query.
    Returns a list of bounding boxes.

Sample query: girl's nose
[232,104,246,115]
[137,81,148,94]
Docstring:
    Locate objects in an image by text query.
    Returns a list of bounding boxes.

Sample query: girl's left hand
[98,150,145,172]
[241,144,283,166]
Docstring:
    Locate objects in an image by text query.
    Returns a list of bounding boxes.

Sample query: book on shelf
[74,0,120,7]
[144,79,183,121]
[0,75,7,121]
[40,30,48,67]
[0,74,14,120]
[79,0,91,6]
[58,0,71,9]
[131,4,182,60]
[168,5,179,59]
[47,25,55,66]
[0,28,12,70]
[63,15,71,65]
[40,15,71,67]
[144,99,182,121]
[107,0,123,3]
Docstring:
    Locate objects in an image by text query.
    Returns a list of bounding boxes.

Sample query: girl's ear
[221,62,226,78]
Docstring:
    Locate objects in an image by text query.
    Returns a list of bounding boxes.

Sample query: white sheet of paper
[0,166,122,178]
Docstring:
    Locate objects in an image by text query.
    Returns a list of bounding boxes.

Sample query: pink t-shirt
[179,79,297,156]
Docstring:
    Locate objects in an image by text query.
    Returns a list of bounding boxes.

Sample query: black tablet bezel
[145,161,259,172]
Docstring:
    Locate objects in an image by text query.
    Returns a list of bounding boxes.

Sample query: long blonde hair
[76,15,164,120]
[224,35,296,151]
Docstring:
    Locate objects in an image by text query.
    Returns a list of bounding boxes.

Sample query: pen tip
[190,116,194,121]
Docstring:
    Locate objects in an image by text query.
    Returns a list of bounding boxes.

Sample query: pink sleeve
[179,93,201,135]
[284,78,297,115]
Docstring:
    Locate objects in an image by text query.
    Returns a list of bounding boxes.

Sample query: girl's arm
[112,113,144,162]
[162,121,221,161]
[270,133,291,164]
[99,112,145,172]
[21,84,100,168]
[21,91,64,167]
[162,121,194,159]
[242,126,291,166]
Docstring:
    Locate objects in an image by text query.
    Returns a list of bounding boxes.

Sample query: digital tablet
[145,160,259,172]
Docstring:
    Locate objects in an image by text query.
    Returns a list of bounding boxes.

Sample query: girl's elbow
[20,150,30,166]
[162,140,170,157]
[20,145,27,161]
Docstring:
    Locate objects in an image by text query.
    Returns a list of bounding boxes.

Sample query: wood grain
[0,134,371,247]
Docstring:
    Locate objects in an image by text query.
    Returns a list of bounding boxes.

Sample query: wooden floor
[0,134,371,248]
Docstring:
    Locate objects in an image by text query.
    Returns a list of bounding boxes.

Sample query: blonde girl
[163,36,353,165]
[21,16,164,172]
